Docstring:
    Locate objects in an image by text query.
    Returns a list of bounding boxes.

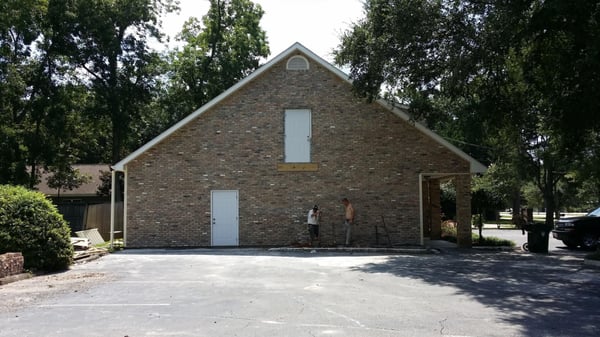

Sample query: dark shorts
[309,224,319,238]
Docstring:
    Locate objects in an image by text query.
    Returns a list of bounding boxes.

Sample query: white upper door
[211,190,239,246]
[284,109,311,162]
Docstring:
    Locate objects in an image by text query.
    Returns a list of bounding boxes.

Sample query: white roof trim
[113,42,486,174]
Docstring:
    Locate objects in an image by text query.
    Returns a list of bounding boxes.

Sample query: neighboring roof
[35,164,110,197]
[113,42,486,173]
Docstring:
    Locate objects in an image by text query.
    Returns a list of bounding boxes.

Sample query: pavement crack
[439,317,447,335]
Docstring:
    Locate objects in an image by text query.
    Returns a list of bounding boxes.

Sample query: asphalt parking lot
[1,247,599,337]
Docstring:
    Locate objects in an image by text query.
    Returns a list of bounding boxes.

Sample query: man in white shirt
[307,205,321,241]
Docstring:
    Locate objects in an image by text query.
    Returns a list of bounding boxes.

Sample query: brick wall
[456,174,473,248]
[125,51,470,248]
[0,253,24,278]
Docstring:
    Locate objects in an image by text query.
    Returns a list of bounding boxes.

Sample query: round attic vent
[286,55,309,70]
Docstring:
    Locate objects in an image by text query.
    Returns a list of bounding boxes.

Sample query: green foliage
[59,0,177,163]
[521,182,543,209]
[0,0,48,187]
[471,182,506,217]
[335,0,600,224]
[46,166,92,199]
[570,134,600,209]
[474,164,521,208]
[524,0,600,146]
[1,0,270,191]
[0,185,73,271]
[162,0,269,124]
[97,170,112,197]
[441,221,457,242]
[440,181,456,220]
[0,0,102,186]
[96,170,125,202]
[473,235,515,248]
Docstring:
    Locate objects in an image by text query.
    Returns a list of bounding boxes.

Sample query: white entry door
[211,190,239,246]
[284,109,311,162]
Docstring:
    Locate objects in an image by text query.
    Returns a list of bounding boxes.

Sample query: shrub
[0,185,73,271]
[441,220,457,242]
[473,234,515,247]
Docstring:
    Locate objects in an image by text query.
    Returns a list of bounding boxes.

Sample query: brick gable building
[111,43,486,248]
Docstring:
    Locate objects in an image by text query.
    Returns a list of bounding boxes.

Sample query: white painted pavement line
[38,303,171,307]
[325,308,366,328]
[33,303,479,335]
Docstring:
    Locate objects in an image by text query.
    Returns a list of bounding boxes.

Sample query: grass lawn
[442,222,515,247]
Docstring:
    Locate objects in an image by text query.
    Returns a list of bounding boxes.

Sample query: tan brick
[124,51,470,248]
[0,253,24,278]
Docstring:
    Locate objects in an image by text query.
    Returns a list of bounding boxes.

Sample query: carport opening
[422,177,451,241]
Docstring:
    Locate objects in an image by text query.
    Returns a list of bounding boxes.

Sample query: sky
[160,0,366,63]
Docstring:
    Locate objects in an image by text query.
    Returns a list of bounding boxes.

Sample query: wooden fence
[85,202,123,241]
[57,203,87,233]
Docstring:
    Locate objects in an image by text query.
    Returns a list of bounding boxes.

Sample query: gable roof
[113,42,486,173]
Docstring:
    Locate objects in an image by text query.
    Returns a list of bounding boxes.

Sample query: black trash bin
[523,223,554,253]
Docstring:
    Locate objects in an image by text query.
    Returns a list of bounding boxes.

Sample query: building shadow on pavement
[351,251,600,337]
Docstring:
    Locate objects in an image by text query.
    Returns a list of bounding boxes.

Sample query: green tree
[569,133,600,210]
[334,0,600,226]
[162,0,269,124]
[60,0,176,163]
[0,0,95,187]
[524,0,600,148]
[0,0,47,186]
[521,181,543,210]
[46,166,92,201]
[440,181,456,220]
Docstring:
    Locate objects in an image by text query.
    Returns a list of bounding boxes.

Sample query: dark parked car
[553,207,600,250]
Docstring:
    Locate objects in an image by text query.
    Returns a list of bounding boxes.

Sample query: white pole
[123,167,128,247]
[418,173,424,246]
[109,169,116,249]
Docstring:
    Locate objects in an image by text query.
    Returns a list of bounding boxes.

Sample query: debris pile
[73,246,108,263]
[70,228,109,263]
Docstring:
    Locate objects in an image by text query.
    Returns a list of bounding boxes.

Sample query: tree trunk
[111,100,122,164]
[511,188,521,225]
[478,213,483,240]
[543,170,556,227]
[28,162,38,189]
[596,182,600,207]
[109,53,122,164]
[544,194,555,226]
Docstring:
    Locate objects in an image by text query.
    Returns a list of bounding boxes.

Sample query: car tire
[562,240,578,249]
[581,233,599,250]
